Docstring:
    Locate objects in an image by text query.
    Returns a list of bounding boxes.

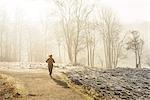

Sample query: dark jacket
[46,57,55,66]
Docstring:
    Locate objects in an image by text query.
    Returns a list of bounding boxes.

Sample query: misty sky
[100,0,150,23]
[0,0,149,24]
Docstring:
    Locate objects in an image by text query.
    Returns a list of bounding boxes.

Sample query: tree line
[0,8,52,62]
[0,0,147,68]
[53,0,145,68]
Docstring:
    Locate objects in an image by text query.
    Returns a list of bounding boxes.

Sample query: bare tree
[97,8,124,68]
[54,0,93,65]
[0,10,4,61]
[53,0,73,64]
[40,14,50,61]
[84,20,96,67]
[127,31,144,68]
[14,9,24,62]
[54,24,64,63]
[0,9,8,62]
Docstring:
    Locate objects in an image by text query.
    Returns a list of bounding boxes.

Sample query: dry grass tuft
[0,74,28,99]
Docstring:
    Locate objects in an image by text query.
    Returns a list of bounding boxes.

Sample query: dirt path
[0,69,86,100]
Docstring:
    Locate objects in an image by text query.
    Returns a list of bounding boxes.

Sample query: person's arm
[46,58,49,63]
[53,59,55,63]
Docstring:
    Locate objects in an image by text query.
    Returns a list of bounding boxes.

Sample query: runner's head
[49,55,52,57]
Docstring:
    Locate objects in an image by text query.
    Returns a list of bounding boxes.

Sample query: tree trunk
[138,50,141,68]
[58,42,61,63]
[74,51,77,65]
[87,44,90,66]
[91,43,95,67]
[67,44,73,64]
[135,51,138,68]
[86,34,90,66]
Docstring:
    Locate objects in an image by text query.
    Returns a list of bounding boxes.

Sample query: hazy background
[0,0,149,68]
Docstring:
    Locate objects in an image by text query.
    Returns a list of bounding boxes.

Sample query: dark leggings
[48,65,53,76]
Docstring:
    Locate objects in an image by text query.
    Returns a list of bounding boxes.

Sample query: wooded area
[0,0,149,68]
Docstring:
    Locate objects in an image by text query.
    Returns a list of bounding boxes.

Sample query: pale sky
[0,0,52,22]
[0,0,149,24]
[100,0,150,23]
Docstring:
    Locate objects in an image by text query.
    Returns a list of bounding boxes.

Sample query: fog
[0,0,150,68]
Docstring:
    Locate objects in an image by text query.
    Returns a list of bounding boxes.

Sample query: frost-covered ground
[0,62,47,69]
[1,62,150,100]
[62,67,150,100]
[0,62,49,73]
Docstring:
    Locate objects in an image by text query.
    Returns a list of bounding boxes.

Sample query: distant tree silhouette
[127,31,144,68]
